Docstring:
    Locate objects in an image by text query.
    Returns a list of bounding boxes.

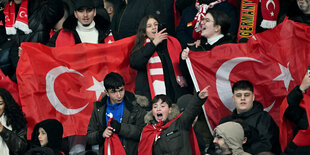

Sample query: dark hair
[207,9,231,35]
[104,72,125,91]
[131,14,159,54]
[232,80,253,93]
[0,88,27,131]
[151,94,172,107]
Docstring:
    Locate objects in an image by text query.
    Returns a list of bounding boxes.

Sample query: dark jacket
[0,126,27,155]
[47,12,111,47]
[219,101,281,154]
[111,0,152,40]
[86,91,147,155]
[1,0,64,45]
[130,38,190,103]
[143,94,206,155]
[283,86,310,154]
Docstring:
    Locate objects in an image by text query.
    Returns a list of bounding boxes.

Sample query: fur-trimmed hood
[144,104,180,124]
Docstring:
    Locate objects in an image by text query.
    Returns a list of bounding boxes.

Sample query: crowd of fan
[0,0,310,154]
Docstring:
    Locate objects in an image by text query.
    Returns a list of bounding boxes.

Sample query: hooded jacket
[142,94,205,155]
[86,91,148,155]
[29,119,64,155]
[47,10,111,47]
[219,101,280,154]
[214,122,251,155]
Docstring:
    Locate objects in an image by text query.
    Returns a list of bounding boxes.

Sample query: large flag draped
[186,19,310,130]
[17,36,137,139]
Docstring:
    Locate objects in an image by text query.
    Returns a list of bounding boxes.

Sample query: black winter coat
[143,94,206,155]
[86,91,147,155]
[47,12,111,47]
[220,101,281,154]
[0,126,27,155]
[2,0,64,45]
[283,86,310,154]
[111,0,152,40]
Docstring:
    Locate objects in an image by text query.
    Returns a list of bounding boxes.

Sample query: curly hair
[0,88,27,131]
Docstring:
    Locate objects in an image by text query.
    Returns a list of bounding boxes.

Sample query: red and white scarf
[0,0,32,35]
[146,36,187,99]
[260,0,279,29]
[190,0,225,40]
[138,114,200,155]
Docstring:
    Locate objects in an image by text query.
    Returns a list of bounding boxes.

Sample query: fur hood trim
[144,104,180,124]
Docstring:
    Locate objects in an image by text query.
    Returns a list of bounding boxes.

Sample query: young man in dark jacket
[87,72,147,155]
[216,80,280,154]
[48,0,111,47]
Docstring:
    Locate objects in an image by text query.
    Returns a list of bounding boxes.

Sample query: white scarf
[0,113,12,155]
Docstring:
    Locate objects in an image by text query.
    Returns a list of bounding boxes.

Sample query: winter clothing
[289,14,310,26]
[110,0,152,40]
[219,101,280,154]
[0,115,27,155]
[1,0,64,45]
[140,94,205,155]
[282,86,310,154]
[130,36,191,103]
[0,0,64,82]
[214,122,251,155]
[86,91,147,155]
[29,119,64,155]
[47,10,110,47]
[175,0,238,48]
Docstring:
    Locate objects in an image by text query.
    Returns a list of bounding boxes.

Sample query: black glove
[110,119,121,134]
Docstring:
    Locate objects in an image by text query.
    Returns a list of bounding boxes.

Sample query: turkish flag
[17,36,137,139]
[0,69,20,104]
[186,19,310,129]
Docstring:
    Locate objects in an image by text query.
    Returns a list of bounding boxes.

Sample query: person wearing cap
[47,0,111,47]
[212,121,251,155]
[26,119,64,155]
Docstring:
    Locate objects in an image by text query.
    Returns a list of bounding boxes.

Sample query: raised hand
[198,85,210,99]
[152,28,168,46]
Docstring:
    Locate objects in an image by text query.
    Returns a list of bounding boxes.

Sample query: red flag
[104,118,126,155]
[186,19,310,130]
[0,69,20,104]
[17,36,137,139]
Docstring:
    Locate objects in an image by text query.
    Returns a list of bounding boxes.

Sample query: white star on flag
[86,76,105,100]
[273,62,294,91]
